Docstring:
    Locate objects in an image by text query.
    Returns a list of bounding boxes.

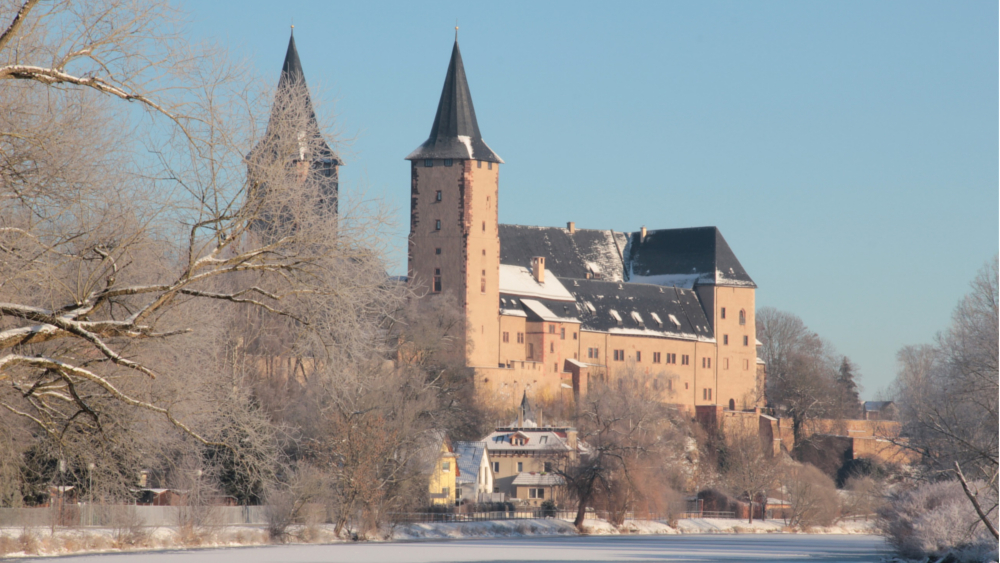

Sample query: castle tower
[248,30,340,234]
[406,39,503,369]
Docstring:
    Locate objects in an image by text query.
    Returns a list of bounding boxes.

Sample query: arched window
[729,398,736,410]
[739,310,746,325]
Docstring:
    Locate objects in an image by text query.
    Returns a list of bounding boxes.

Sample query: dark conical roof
[252,30,339,165]
[406,40,502,163]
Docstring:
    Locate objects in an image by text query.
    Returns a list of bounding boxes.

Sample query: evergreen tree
[836,357,862,418]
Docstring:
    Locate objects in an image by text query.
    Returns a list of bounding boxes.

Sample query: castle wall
[712,286,760,410]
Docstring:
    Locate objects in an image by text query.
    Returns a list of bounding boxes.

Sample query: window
[433,269,442,293]
[573,332,577,340]
[435,248,441,255]
[681,354,689,365]
[528,343,534,358]
[668,353,677,364]
[653,352,661,363]
[492,461,500,473]
[702,357,712,368]
[481,271,486,293]
[703,388,712,400]
[550,342,554,353]
[477,160,482,168]
[517,332,524,344]
[482,221,486,232]
[517,462,523,472]
[721,307,726,319]
[455,487,462,499]
[435,219,441,230]
[544,462,552,472]
[488,162,493,170]
[723,335,729,345]
[442,461,450,472]
[723,358,729,369]
[529,488,545,499]
[482,249,486,256]
[549,325,555,334]
[435,190,442,201]
[442,486,449,496]
[444,159,453,167]
[503,332,510,343]
[553,363,558,372]
[744,359,750,370]
[425,159,433,167]
[493,487,500,493]
[560,327,565,340]
[685,382,689,389]
[743,335,749,346]
[636,351,642,362]
[739,310,746,325]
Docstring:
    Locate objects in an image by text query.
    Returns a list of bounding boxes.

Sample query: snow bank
[392,519,577,540]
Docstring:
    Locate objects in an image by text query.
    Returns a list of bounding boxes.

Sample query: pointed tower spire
[406,40,502,163]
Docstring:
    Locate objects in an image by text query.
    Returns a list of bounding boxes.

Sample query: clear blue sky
[185,1,998,396]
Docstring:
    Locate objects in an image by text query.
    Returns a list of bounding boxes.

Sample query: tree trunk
[574,481,594,531]
[748,498,753,524]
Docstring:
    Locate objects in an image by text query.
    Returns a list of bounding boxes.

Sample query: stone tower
[406,39,503,369]
[248,30,340,234]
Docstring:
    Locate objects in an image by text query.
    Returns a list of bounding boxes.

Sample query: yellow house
[428,437,458,506]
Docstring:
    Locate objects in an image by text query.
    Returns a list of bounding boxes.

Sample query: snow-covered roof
[454,441,488,485]
[521,299,568,323]
[484,429,575,452]
[499,264,575,301]
[511,472,566,486]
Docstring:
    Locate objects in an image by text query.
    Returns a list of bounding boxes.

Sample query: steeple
[406,40,502,163]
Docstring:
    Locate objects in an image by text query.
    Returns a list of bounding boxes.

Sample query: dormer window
[444,159,453,167]
[609,309,622,326]
[425,159,433,167]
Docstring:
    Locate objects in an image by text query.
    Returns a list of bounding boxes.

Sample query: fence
[0,505,267,528]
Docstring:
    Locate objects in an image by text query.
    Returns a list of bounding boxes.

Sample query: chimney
[640,226,647,243]
[531,256,545,283]
[567,221,575,234]
[538,407,544,429]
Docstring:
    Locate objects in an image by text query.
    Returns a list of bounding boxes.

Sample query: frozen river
[27,534,889,562]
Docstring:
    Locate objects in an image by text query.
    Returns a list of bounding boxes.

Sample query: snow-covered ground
[7,534,890,562]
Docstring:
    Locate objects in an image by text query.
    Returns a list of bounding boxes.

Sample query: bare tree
[719,427,780,523]
[781,462,839,528]
[890,256,998,539]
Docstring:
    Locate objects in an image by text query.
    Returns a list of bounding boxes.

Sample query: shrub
[783,463,840,528]
[877,479,998,561]
[836,457,887,488]
[540,500,557,518]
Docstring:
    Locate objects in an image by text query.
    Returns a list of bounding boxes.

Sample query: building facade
[407,39,764,413]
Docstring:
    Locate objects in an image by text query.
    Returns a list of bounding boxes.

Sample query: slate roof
[567,278,715,341]
[484,429,575,452]
[406,40,502,163]
[623,227,755,288]
[454,441,487,485]
[498,225,627,282]
[251,31,339,165]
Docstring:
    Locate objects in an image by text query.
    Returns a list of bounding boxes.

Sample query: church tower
[406,39,503,369]
[248,30,340,234]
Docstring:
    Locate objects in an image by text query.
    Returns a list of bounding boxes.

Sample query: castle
[405,39,765,413]
[263,32,765,414]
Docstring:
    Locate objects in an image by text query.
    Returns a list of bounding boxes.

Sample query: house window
[442,461,450,472]
[529,488,545,499]
[517,332,524,344]
[482,249,486,256]
[653,352,661,363]
[703,388,712,400]
[517,462,523,472]
[550,342,554,353]
[444,159,453,167]
[442,486,449,497]
[435,219,442,230]
[669,353,677,364]
[721,307,726,319]
[685,382,689,389]
[481,276,486,293]
[435,248,441,255]
[613,349,625,361]
[433,269,442,293]
[701,357,711,368]
[493,487,500,493]
[744,359,750,370]
[549,325,555,334]
[435,190,442,201]
[425,159,433,167]
[553,362,558,372]
[723,335,729,345]
[488,162,493,170]
[503,332,510,343]
[636,351,642,362]
[724,358,730,369]
[544,462,552,472]
[477,160,482,168]
[482,221,486,232]
[682,354,689,365]
[560,327,565,340]
[739,310,746,325]
[573,332,577,340]
[743,335,749,346]
[528,344,534,358]
[455,487,462,499]
[492,462,500,473]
